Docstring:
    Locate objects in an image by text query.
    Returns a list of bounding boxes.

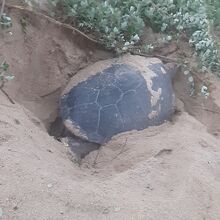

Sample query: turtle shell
[60,55,175,144]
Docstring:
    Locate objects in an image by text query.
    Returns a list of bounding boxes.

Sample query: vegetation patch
[50,0,220,74]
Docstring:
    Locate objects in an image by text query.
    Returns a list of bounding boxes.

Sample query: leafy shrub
[51,0,146,51]
[170,0,220,72]
[0,61,14,87]
[51,0,220,73]
[205,0,220,27]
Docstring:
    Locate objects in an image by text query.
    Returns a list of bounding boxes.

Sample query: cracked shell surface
[60,55,174,144]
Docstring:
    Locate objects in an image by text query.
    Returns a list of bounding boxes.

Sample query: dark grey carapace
[60,56,175,144]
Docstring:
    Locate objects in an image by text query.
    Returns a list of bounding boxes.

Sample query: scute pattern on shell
[60,60,174,144]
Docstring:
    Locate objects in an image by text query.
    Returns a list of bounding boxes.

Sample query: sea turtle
[59,55,175,157]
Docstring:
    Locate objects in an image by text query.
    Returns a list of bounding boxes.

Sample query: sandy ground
[1,5,220,220]
[1,86,220,220]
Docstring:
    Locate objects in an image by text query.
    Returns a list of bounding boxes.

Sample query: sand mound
[1,5,220,220]
[1,89,220,220]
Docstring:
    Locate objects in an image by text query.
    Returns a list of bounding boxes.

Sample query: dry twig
[0,81,15,104]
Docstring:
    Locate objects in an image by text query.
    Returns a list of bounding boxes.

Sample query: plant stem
[0,0,6,18]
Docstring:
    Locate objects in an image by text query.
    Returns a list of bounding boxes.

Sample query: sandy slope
[1,89,220,220]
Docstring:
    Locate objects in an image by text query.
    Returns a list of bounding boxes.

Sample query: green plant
[0,13,12,28]
[0,61,14,87]
[20,16,28,34]
[0,60,15,104]
[0,0,12,29]
[51,0,145,51]
[170,0,220,72]
[51,0,220,73]
[205,0,220,27]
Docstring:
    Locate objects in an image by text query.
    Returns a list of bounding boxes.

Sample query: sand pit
[1,5,220,220]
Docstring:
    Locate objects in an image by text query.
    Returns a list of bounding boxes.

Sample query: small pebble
[114,207,121,212]
[184,70,189,75]
[47,183,53,188]
[14,119,20,125]
[13,206,18,211]
[188,76,194,83]
[102,208,109,214]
